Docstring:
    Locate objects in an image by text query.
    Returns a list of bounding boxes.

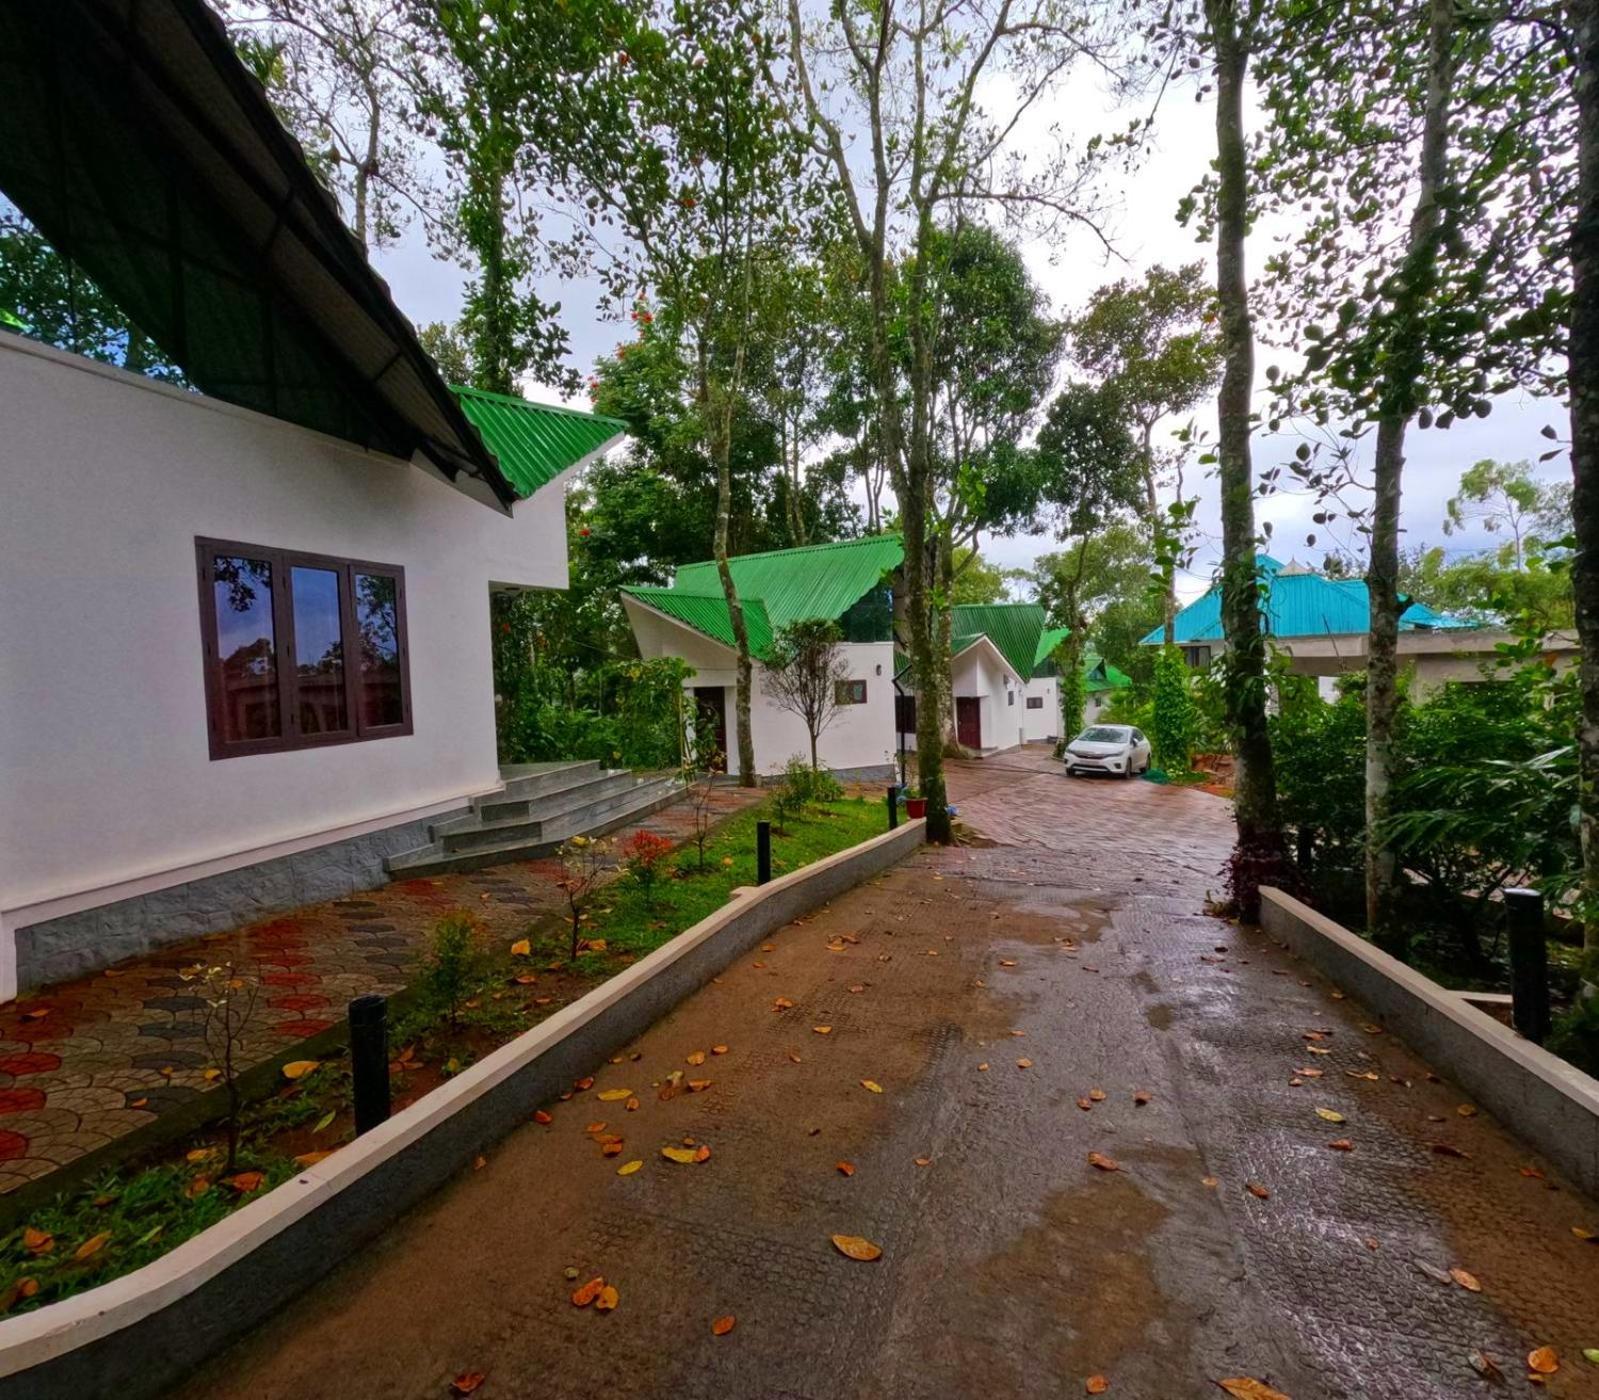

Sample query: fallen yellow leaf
[687,1051,707,1066]
[813,1026,833,1035]
[282,1059,319,1080]
[293,1150,334,1167]
[1528,1346,1559,1375]
[830,1233,883,1261]
[617,1159,643,1175]
[597,1088,633,1102]
[595,1284,619,1312]
[73,1232,111,1262]
[1314,1108,1345,1124]
[1217,1380,1291,1400]
[22,1228,52,1256]
[661,1145,698,1163]
[861,1080,883,1094]
[510,938,531,957]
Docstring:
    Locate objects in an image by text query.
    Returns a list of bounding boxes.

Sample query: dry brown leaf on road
[1327,1140,1354,1152]
[1016,1059,1033,1069]
[1086,1377,1109,1394]
[1089,1089,1106,1102]
[773,998,795,1011]
[533,1110,553,1125]
[687,1051,707,1066]
[1449,1267,1482,1292]
[594,1284,619,1312]
[712,1044,729,1055]
[914,1156,932,1167]
[1133,1091,1152,1105]
[1087,1153,1120,1172]
[1527,1346,1559,1375]
[831,1234,883,1261]
[1217,1380,1291,1400]
[1077,1098,1094,1111]
[571,1277,605,1307]
[1467,1351,1503,1382]
[836,1161,856,1176]
[1246,1182,1271,1200]
[712,1315,736,1336]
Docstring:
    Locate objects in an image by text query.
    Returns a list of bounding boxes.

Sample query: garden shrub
[1548,996,1599,1079]
[423,913,478,1028]
[495,657,694,770]
[622,828,675,899]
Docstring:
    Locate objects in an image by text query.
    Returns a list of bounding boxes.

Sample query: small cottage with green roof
[622,536,904,780]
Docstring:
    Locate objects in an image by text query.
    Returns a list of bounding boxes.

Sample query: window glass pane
[212,555,280,742]
[291,566,349,734]
[355,572,404,727]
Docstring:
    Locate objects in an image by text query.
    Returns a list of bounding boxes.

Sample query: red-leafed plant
[622,829,675,903]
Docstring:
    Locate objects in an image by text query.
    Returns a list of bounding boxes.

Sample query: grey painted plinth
[16,809,464,990]
[1259,886,1599,1197]
[0,820,926,1400]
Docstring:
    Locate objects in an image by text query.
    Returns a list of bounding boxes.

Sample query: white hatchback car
[1063,723,1152,779]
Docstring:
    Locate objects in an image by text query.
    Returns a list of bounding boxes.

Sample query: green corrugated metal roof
[625,588,775,659]
[1140,557,1475,645]
[950,603,1046,682]
[453,385,626,499]
[671,535,904,630]
[1033,625,1071,673]
[1084,654,1133,693]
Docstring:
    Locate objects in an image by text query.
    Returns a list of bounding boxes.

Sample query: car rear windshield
[1078,726,1128,743]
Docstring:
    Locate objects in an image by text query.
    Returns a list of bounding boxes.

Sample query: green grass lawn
[0,795,892,1315]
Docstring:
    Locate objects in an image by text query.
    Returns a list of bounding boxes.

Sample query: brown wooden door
[693,687,728,770]
[956,696,981,750]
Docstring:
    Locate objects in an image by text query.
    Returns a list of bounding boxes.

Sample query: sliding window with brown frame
[195,537,412,760]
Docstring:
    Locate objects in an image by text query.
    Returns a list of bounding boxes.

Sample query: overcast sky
[368,68,1570,606]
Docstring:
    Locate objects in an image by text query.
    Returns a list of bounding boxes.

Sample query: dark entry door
[692,687,728,770]
[956,696,982,750]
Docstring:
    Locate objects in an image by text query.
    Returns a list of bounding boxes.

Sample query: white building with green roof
[0,3,628,998]
[622,536,904,781]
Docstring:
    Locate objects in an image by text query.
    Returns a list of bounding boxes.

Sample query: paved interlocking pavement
[0,784,764,1196]
[158,749,1599,1397]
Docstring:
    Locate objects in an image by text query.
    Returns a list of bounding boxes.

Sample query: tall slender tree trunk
[903,229,951,841]
[1209,1,1285,916]
[1570,0,1599,971]
[1142,422,1178,646]
[936,532,958,748]
[1366,0,1457,953]
[706,371,757,787]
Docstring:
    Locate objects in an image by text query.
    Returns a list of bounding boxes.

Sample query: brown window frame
[195,536,412,760]
[1025,695,1044,710]
[834,678,868,706]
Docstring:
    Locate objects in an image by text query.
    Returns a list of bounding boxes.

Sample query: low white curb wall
[1260,885,1599,1196]
[0,819,927,1399]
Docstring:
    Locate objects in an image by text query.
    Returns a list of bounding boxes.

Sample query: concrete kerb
[0,819,927,1400]
[1259,885,1599,1197]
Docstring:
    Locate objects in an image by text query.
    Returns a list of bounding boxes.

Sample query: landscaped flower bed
[0,795,888,1316]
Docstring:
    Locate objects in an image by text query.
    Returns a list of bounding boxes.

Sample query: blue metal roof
[1141,558,1477,646]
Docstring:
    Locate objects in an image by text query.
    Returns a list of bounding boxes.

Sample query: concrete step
[437,773,668,853]
[476,762,605,820]
[437,769,640,840]
[382,775,683,880]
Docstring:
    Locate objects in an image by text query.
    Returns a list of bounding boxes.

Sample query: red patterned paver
[0,783,764,1195]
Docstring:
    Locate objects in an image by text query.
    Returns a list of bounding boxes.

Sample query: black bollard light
[757,820,772,885]
[887,784,900,830]
[1505,887,1550,1045]
[349,993,391,1135]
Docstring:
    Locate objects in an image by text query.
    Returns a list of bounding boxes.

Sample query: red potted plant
[905,789,926,819]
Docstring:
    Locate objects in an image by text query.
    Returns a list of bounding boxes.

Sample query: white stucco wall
[950,642,1025,753]
[0,338,571,992]
[1022,677,1059,743]
[623,599,896,778]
